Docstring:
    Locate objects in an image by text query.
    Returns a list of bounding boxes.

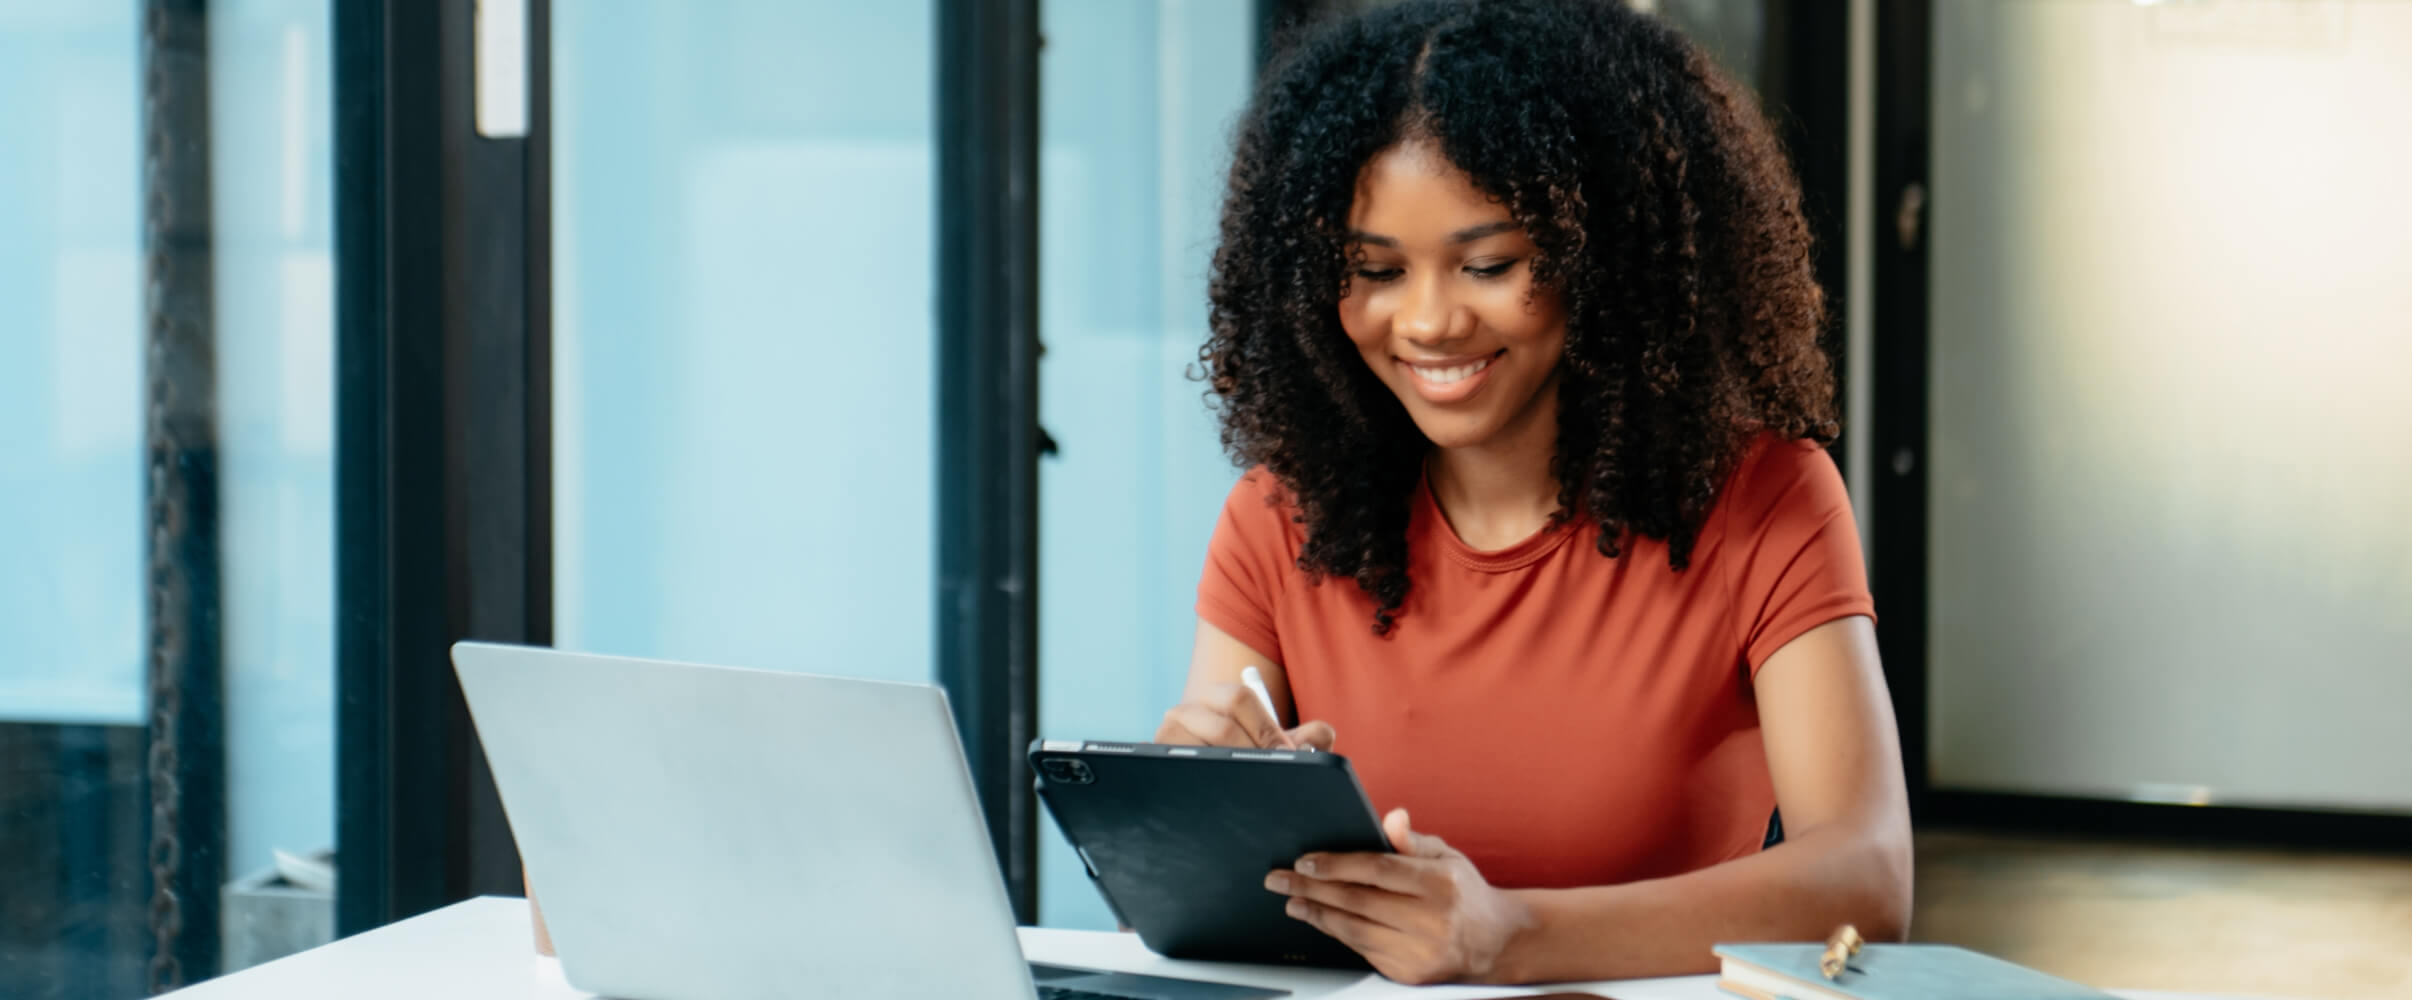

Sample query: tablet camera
[1040,758,1094,785]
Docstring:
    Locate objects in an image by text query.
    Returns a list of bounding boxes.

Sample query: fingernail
[1264,872,1290,893]
[1286,899,1309,919]
[1295,857,1317,876]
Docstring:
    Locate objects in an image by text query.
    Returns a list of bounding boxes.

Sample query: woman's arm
[1272,616,1909,983]
[1495,615,1911,981]
[1156,619,1335,751]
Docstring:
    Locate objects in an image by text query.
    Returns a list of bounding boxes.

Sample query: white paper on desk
[1305,976,1722,1000]
[1304,982,1553,1000]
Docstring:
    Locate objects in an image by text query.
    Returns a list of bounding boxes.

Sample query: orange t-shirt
[1194,435,1873,890]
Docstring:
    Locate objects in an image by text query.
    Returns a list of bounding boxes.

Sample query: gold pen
[1820,924,1865,981]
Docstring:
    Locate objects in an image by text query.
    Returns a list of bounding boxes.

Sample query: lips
[1398,349,1505,404]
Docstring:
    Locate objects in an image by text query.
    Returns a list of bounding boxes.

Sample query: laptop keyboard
[1027,962,1284,1000]
[1037,987,1148,1000]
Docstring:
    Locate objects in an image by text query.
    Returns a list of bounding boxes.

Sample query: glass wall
[0,0,144,731]
[1927,0,2412,812]
[551,3,936,682]
[212,0,338,919]
[0,6,147,993]
[1034,0,1256,929]
[0,0,336,993]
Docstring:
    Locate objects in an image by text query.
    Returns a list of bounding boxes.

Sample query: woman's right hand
[1155,681,1337,751]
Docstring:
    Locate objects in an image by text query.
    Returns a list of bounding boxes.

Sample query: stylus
[1239,666,1309,752]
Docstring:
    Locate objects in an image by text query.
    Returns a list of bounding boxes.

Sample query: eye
[1465,259,1518,279]
[1353,266,1404,283]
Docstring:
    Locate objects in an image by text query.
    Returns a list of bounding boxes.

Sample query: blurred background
[1,0,2405,997]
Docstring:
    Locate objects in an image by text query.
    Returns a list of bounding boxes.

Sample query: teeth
[1409,356,1492,385]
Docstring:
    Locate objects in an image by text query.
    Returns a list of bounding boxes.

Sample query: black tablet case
[1030,740,1393,968]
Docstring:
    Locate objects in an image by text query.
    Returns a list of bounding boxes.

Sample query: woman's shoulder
[1226,464,1299,509]
[1221,466,1307,540]
[1718,432,1851,528]
[1201,467,1309,622]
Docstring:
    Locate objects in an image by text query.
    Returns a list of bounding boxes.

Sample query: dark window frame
[334,0,550,935]
[139,0,229,987]
[935,0,1045,923]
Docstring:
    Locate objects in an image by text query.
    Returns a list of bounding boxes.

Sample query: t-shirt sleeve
[1195,468,1296,663]
[1720,437,1877,676]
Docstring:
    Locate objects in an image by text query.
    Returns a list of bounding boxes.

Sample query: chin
[1406,415,1496,450]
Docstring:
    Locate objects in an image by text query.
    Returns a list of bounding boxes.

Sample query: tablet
[1030,739,1392,967]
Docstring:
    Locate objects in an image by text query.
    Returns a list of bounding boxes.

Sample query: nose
[1394,271,1466,347]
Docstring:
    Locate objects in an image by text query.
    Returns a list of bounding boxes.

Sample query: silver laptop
[451,642,1284,1000]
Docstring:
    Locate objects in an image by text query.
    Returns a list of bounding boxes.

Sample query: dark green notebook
[1713,943,2120,1000]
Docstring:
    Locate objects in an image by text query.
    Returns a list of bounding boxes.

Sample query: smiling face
[1337,138,1568,454]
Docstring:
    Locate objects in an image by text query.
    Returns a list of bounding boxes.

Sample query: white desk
[159,897,2275,1000]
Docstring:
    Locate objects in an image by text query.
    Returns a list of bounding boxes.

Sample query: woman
[1153,0,1911,984]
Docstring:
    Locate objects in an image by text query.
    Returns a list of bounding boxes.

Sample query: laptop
[451,641,1286,1000]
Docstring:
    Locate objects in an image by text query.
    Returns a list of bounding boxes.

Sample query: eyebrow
[1346,220,1521,248]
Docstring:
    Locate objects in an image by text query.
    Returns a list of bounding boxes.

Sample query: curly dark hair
[1203,0,1839,634]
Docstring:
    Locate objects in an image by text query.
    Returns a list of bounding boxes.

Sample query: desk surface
[160,897,2286,1000]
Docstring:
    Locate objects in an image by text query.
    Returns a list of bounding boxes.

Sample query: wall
[1928,0,2412,811]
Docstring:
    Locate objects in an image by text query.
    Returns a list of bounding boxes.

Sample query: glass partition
[551,3,938,683]
[0,0,337,992]
[1034,0,1256,928]
[1927,0,2412,812]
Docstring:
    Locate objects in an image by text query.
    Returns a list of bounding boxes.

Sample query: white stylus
[1239,665,1307,751]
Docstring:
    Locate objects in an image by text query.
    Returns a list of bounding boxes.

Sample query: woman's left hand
[1266,808,1534,985]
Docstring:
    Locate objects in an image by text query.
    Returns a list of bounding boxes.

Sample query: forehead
[1347,138,1516,236]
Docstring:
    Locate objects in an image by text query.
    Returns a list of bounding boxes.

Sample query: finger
[1152,707,1206,746]
[1290,850,1437,897]
[1283,895,1407,965]
[1383,808,1456,859]
[1286,720,1337,752]
[1205,683,1289,748]
[1268,869,1418,930]
[1159,703,1254,748]
[1153,713,1213,747]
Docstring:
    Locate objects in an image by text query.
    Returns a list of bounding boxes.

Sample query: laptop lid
[451,641,1035,1000]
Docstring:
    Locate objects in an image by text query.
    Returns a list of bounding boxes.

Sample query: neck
[1425,386,1562,548]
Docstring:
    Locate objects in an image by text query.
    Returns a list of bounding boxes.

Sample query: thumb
[1384,808,1456,859]
[1384,807,1423,855]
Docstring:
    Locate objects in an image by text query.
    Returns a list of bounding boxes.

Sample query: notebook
[1713,943,2121,1000]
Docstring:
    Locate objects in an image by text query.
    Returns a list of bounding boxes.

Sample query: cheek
[1337,289,1386,354]
[1481,285,1565,350]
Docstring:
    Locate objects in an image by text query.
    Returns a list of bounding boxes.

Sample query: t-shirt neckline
[1416,473,1584,573]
